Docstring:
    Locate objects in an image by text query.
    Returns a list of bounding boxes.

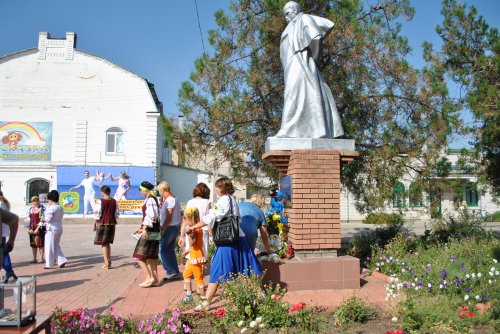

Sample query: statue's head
[283,1,301,23]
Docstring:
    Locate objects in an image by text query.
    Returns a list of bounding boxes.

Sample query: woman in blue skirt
[185,177,262,311]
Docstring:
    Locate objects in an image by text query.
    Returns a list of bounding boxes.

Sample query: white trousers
[45,229,67,268]
[83,195,96,215]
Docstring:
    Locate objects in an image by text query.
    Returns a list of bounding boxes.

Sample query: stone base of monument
[261,255,360,291]
[262,138,360,291]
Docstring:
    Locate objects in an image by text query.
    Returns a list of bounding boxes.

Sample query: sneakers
[162,272,181,282]
[179,294,193,303]
[194,300,210,312]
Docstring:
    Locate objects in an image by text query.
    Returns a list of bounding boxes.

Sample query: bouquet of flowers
[256,190,294,259]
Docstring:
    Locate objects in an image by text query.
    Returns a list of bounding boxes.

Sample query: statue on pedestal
[275,1,344,139]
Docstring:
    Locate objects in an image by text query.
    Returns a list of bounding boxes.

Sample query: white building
[0,32,164,215]
[340,149,499,222]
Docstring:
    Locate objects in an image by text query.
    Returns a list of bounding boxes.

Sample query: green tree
[424,0,499,194]
[177,0,459,212]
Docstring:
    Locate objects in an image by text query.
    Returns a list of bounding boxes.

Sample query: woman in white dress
[43,190,68,269]
[110,170,131,200]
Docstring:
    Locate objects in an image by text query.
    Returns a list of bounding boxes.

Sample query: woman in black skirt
[133,181,161,287]
[94,185,119,269]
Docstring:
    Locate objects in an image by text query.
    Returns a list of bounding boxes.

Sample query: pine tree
[176,0,459,212]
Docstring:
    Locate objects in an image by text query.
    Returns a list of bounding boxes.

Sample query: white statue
[275,1,344,139]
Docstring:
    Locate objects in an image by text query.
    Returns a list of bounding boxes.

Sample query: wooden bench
[0,315,51,334]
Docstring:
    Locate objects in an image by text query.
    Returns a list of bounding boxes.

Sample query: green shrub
[485,211,500,222]
[347,221,412,261]
[369,237,500,312]
[429,211,490,244]
[398,294,492,333]
[211,273,326,333]
[363,213,405,226]
[333,295,377,325]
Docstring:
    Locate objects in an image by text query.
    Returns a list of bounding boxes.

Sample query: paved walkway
[9,219,499,317]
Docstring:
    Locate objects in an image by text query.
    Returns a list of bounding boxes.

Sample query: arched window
[465,182,479,207]
[409,182,423,207]
[106,127,124,154]
[392,182,405,208]
[27,179,50,204]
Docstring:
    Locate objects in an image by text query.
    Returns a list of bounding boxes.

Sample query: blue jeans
[159,225,180,275]
[2,237,14,276]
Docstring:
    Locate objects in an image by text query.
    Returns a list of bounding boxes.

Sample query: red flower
[386,331,404,334]
[467,311,475,318]
[458,312,466,318]
[289,302,306,313]
[215,307,227,319]
[61,315,68,322]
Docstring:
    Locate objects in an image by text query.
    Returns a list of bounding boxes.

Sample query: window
[106,127,124,154]
[465,183,479,207]
[27,179,50,204]
[409,182,423,207]
[392,182,405,208]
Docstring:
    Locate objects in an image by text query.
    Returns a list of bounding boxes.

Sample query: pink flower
[215,307,227,318]
[271,294,282,300]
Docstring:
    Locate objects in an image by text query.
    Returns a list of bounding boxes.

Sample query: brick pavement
[9,219,388,317]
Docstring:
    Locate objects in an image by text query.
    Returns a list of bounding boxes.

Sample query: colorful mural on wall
[57,166,155,215]
[0,122,52,160]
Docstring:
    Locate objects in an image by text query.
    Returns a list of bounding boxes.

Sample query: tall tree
[177,0,458,212]
[424,0,499,194]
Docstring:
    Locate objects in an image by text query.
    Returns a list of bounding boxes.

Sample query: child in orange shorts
[181,207,206,302]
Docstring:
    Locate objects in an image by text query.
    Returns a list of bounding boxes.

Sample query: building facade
[0,32,164,215]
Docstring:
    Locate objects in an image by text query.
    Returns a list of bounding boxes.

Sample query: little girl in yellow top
[181,207,206,302]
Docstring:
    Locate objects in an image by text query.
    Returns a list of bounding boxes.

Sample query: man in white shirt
[157,181,182,281]
[69,170,103,217]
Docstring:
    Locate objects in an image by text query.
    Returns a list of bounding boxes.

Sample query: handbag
[213,195,240,245]
[146,231,162,241]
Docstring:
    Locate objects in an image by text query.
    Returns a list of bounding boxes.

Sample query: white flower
[466,274,470,279]
[391,317,398,322]
[495,271,499,275]
[249,321,257,328]
[241,328,248,334]
[489,272,494,276]
[401,269,406,273]
[464,295,470,301]
[414,278,418,282]
[472,273,476,278]
[376,262,380,267]
[255,317,262,323]
[428,283,432,288]
[477,272,482,278]
[491,267,496,272]
[489,280,493,285]
[475,295,480,300]
[443,280,447,285]
[439,284,444,289]
[259,324,265,328]
[493,259,497,263]
[238,321,244,327]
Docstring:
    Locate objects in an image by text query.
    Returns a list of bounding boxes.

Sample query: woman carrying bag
[185,177,262,311]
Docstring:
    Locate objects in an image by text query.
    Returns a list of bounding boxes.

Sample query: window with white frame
[106,127,124,154]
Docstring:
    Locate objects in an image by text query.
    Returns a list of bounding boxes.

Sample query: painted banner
[57,166,154,215]
[0,121,53,161]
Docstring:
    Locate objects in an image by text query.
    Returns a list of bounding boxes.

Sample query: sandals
[101,262,111,269]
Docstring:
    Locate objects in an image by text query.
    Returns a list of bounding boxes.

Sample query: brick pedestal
[262,146,359,289]
[263,149,357,256]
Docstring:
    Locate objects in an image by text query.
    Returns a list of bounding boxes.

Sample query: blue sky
[1,0,498,147]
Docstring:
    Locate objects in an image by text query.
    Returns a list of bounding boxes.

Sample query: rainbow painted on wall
[0,121,52,161]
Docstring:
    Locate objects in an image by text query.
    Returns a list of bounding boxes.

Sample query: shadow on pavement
[37,279,91,292]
